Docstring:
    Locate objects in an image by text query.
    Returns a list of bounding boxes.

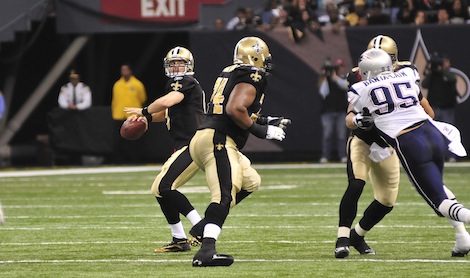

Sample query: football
[120,118,147,140]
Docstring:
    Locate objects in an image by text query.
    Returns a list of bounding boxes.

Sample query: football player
[336,35,470,258]
[188,37,288,267]
[348,48,470,252]
[125,47,206,253]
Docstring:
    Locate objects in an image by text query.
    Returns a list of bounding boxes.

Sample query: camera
[322,58,338,76]
[428,52,443,73]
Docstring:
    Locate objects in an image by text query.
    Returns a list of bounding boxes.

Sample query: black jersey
[165,75,206,149]
[200,64,268,149]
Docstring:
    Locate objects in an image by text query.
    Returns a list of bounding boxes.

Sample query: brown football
[120,119,147,140]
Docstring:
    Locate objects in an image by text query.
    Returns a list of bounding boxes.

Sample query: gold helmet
[164,46,194,78]
[233,37,272,72]
[367,35,398,63]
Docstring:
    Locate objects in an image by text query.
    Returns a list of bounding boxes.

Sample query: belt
[398,120,426,136]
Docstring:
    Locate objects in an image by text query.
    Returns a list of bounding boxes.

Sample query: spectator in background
[214,18,225,30]
[368,1,392,25]
[437,7,450,24]
[58,71,92,110]
[413,9,427,25]
[284,0,319,42]
[111,64,147,163]
[345,0,367,26]
[318,2,346,32]
[422,53,459,161]
[449,0,469,24]
[226,7,246,30]
[396,0,415,24]
[318,58,348,163]
[245,6,262,29]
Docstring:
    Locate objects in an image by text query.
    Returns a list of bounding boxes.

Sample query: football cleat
[154,238,191,253]
[192,249,234,267]
[451,232,470,257]
[188,220,206,247]
[335,237,350,259]
[350,229,376,255]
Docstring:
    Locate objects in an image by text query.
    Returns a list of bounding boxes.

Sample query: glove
[257,115,292,130]
[353,110,373,130]
[266,125,286,141]
[266,116,292,130]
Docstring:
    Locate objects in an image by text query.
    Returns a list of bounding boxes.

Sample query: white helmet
[358,48,393,80]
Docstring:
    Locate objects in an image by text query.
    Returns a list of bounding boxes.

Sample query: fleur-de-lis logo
[215,143,224,151]
[411,29,470,104]
[252,41,263,55]
[250,71,262,82]
[171,81,183,91]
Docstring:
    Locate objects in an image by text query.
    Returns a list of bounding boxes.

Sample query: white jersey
[348,67,429,138]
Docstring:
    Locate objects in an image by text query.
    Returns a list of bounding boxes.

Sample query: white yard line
[1,162,469,178]
[0,258,468,264]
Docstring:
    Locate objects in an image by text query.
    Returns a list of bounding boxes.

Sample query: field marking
[0,258,468,264]
[0,224,456,231]
[0,239,458,246]
[1,162,470,178]
[102,185,298,195]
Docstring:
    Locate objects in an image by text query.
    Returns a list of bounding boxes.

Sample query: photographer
[422,53,458,124]
[318,58,348,163]
[422,53,459,161]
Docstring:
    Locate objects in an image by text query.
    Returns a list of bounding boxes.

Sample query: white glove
[353,113,373,130]
[267,116,292,130]
[266,125,286,141]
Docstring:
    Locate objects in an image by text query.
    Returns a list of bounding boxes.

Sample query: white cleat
[0,201,4,225]
[452,232,470,257]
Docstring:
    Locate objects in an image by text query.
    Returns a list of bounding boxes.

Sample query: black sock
[358,199,393,231]
[156,196,180,224]
[338,179,365,227]
[236,189,252,204]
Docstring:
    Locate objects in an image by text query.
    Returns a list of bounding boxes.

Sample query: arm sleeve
[76,86,92,110]
[334,77,348,90]
[319,79,329,99]
[58,87,69,109]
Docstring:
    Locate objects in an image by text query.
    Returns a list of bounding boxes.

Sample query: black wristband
[142,107,152,127]
[248,122,268,138]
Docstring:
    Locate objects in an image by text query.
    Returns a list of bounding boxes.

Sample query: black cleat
[350,229,375,255]
[188,220,206,247]
[335,237,350,258]
[192,249,234,267]
[154,238,191,253]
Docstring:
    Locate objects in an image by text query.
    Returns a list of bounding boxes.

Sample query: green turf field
[1,164,469,277]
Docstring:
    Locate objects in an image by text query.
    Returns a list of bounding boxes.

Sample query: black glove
[257,115,292,130]
[353,108,373,130]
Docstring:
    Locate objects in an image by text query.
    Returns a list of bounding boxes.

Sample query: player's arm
[151,110,166,122]
[124,91,184,116]
[226,82,256,129]
[345,103,358,130]
[420,96,435,119]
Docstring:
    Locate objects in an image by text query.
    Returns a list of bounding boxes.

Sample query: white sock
[439,199,470,224]
[354,223,367,237]
[186,210,202,226]
[451,221,467,234]
[170,221,187,239]
[337,226,351,238]
[203,223,221,240]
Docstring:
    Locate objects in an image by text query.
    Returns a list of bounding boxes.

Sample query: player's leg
[236,151,261,204]
[443,186,470,256]
[335,136,369,258]
[150,146,201,252]
[189,129,239,266]
[350,150,399,255]
[393,123,470,226]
